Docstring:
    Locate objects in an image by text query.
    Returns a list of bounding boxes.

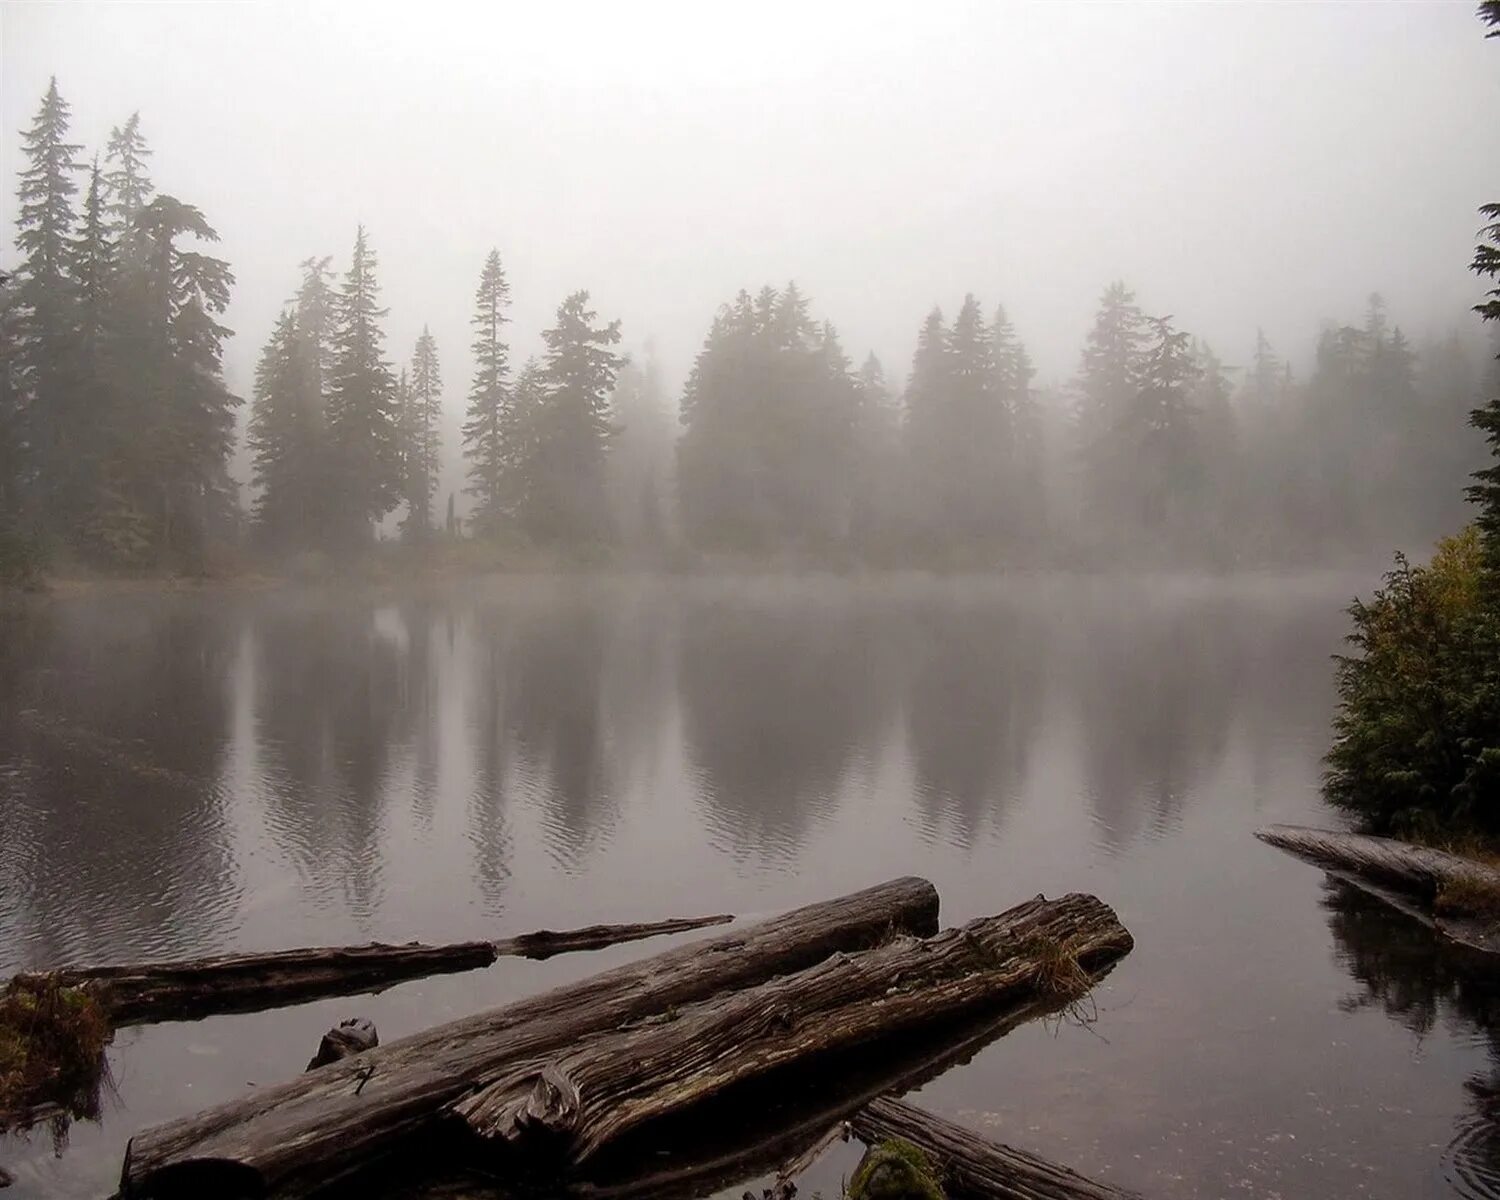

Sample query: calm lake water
[1,574,1497,1199]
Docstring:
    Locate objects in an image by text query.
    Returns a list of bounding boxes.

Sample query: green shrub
[1324,527,1500,838]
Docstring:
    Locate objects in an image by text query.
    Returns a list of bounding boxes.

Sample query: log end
[120,1147,266,1200]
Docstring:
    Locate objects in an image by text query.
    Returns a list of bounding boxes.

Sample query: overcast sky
[4,1,1498,439]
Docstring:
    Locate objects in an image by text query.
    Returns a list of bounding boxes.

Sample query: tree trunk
[12,915,734,1027]
[851,1097,1141,1200]
[1255,824,1500,954]
[456,892,1131,1167]
[120,877,940,1200]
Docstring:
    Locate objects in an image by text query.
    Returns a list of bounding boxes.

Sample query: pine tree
[248,309,319,546]
[129,195,239,562]
[325,226,398,544]
[1076,281,1149,538]
[294,255,336,401]
[14,77,83,526]
[520,291,622,544]
[463,250,512,531]
[1130,315,1202,534]
[63,160,119,542]
[104,111,153,264]
[401,327,442,539]
[1469,200,1500,570]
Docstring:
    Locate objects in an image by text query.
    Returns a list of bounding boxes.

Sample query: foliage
[1324,528,1500,837]
[0,976,111,1132]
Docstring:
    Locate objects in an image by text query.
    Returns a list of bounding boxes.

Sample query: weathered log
[308,1019,379,1071]
[566,996,1063,1200]
[1256,824,1500,955]
[851,1097,1142,1200]
[12,914,734,1027]
[456,892,1132,1167]
[121,877,940,1200]
[491,915,732,961]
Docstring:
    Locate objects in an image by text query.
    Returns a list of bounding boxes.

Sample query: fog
[5,1,1495,397]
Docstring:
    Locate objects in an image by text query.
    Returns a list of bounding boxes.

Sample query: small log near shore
[1256,824,1500,955]
[9,914,734,1027]
[851,1097,1142,1200]
[120,877,940,1200]
[455,892,1131,1167]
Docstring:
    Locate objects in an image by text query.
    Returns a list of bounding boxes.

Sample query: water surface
[0,574,1495,1198]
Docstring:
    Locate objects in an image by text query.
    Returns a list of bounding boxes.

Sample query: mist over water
[0,575,1495,1198]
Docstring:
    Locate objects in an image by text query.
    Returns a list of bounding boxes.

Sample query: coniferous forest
[1,76,1493,578]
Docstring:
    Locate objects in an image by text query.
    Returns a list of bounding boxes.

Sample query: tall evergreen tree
[294,255,335,401]
[14,77,83,526]
[104,111,153,264]
[63,159,119,542]
[1075,281,1149,538]
[1469,201,1500,570]
[1129,315,1202,535]
[128,195,239,562]
[519,291,622,544]
[325,226,398,544]
[463,249,512,531]
[400,327,442,539]
[248,309,320,546]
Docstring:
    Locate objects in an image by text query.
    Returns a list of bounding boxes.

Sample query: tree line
[2,77,1491,574]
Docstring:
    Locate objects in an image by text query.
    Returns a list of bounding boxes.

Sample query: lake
[1,574,1496,1198]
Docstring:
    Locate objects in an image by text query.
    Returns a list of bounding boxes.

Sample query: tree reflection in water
[1322,878,1500,1200]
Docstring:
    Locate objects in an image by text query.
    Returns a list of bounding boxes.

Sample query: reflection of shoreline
[1321,878,1500,1199]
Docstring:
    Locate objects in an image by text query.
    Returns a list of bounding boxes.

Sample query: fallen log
[11,914,733,1027]
[1256,824,1500,955]
[456,892,1132,1167]
[121,876,940,1200]
[565,993,1064,1200]
[851,1096,1141,1200]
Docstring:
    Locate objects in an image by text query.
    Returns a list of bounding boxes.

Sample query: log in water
[1255,824,1500,955]
[9,914,734,1027]
[456,892,1132,1167]
[120,876,940,1199]
[851,1096,1142,1200]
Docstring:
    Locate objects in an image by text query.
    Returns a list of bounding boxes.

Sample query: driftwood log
[9,914,733,1027]
[1256,824,1500,955]
[455,892,1132,1166]
[120,877,940,1200]
[852,1097,1141,1200]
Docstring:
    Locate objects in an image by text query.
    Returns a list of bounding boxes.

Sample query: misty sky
[4,1,1498,450]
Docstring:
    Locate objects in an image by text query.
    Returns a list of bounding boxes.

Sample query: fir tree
[294,255,336,401]
[401,327,442,539]
[463,249,512,531]
[104,111,153,263]
[520,292,622,544]
[129,195,239,562]
[325,226,398,543]
[1470,199,1500,570]
[14,77,83,525]
[63,160,119,541]
[1076,281,1149,538]
[248,309,320,546]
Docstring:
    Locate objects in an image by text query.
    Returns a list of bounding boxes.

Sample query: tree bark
[1255,824,1500,954]
[456,892,1131,1168]
[851,1097,1141,1200]
[120,876,940,1200]
[12,915,734,1027]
